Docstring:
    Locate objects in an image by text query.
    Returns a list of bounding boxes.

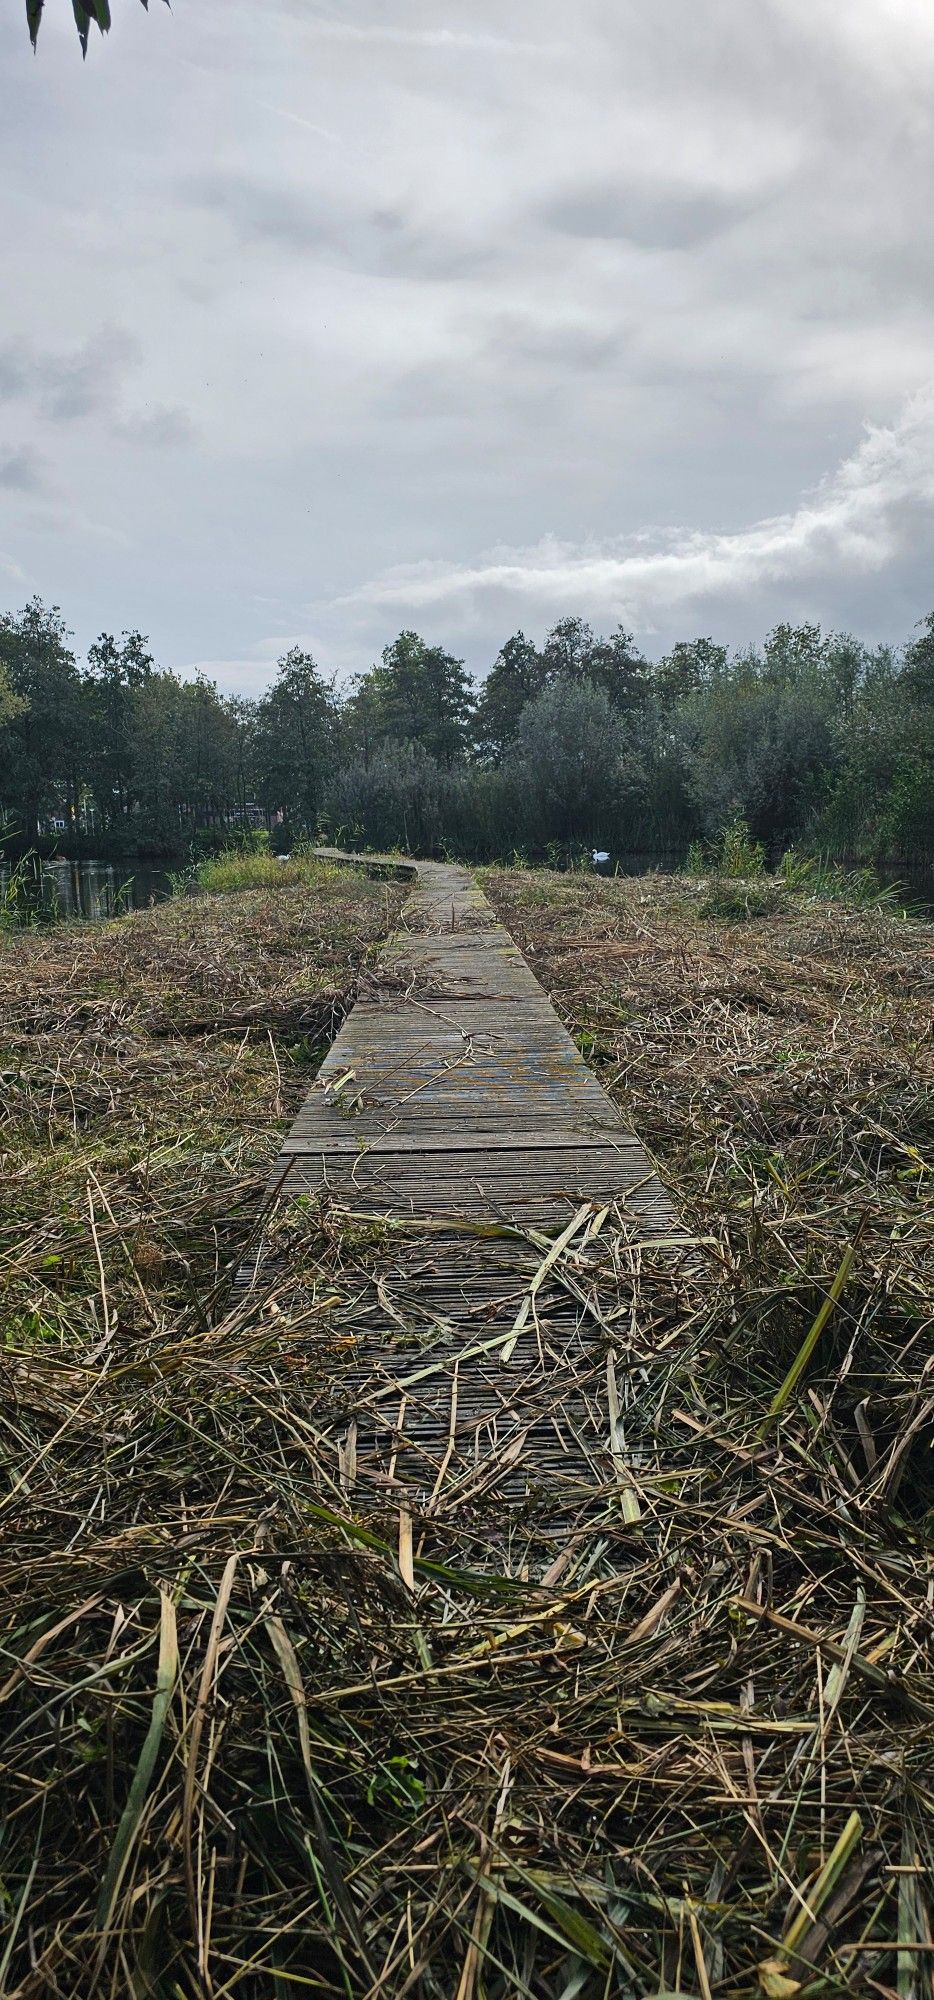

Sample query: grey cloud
[294,17,566,55]
[332,390,934,631]
[483,317,622,373]
[189,175,332,256]
[35,329,141,421]
[116,405,196,447]
[0,447,46,493]
[0,353,29,401]
[375,320,622,427]
[2,0,934,684]
[186,174,496,281]
[540,182,749,250]
[0,329,141,423]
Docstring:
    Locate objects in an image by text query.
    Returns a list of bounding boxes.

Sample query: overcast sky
[1,0,933,693]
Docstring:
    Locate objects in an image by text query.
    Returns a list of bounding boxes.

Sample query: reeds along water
[0,855,173,921]
[0,849,61,924]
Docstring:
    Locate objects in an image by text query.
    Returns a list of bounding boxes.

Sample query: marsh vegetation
[1,859,931,1994]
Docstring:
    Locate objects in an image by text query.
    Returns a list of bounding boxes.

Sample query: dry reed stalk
[0,868,931,1997]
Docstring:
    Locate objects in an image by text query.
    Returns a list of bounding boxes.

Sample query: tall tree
[254,649,337,833]
[678,648,840,849]
[358,632,475,767]
[473,632,545,763]
[511,677,626,845]
[0,599,84,839]
[902,611,934,707]
[174,676,242,829]
[84,629,154,829]
[226,695,258,825]
[654,637,727,712]
[824,633,867,724]
[761,622,826,685]
[541,617,649,714]
[130,671,191,844]
[818,623,934,863]
[340,672,385,770]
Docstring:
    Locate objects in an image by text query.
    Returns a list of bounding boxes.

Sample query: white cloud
[298,16,566,55]
[334,390,934,633]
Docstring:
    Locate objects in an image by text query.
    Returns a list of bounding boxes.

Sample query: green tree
[173,677,243,831]
[254,649,337,833]
[761,621,826,685]
[654,637,727,712]
[84,629,154,830]
[0,599,85,838]
[226,695,259,826]
[130,671,191,844]
[473,632,546,763]
[824,632,867,724]
[510,677,626,846]
[340,672,385,769]
[0,664,27,731]
[678,645,840,850]
[902,611,934,706]
[542,617,649,714]
[355,632,475,767]
[816,625,934,863]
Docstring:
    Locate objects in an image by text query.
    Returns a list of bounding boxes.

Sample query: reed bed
[480,867,932,1362]
[1,867,932,1998]
[0,864,402,1336]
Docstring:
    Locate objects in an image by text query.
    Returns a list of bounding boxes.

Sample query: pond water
[1,852,931,923]
[0,856,174,921]
[593,851,933,916]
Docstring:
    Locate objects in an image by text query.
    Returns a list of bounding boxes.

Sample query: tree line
[0,597,931,869]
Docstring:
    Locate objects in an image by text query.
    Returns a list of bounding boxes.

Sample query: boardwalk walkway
[269,859,697,1526]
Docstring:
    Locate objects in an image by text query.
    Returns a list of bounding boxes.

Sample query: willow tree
[27,0,168,57]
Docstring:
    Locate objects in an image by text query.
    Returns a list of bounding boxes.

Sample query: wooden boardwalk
[268,859,697,1524]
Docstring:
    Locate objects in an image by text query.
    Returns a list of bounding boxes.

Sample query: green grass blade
[96,1591,179,1930]
[760,1231,861,1434]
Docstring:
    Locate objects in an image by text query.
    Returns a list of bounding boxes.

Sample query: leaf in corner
[72,1,92,55]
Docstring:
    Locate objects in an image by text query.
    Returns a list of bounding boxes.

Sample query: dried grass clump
[0,868,402,1342]
[483,867,932,1374]
[1,866,932,1998]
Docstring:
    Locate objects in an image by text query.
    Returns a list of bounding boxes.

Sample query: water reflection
[0,857,173,921]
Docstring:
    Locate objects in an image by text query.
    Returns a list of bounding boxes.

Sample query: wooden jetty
[266,859,698,1528]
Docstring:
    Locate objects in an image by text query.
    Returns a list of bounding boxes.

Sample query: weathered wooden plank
[279,1131,644,1154]
[262,857,691,1513]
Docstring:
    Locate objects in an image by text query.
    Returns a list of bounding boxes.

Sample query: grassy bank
[1,864,932,1997]
[190,849,356,895]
